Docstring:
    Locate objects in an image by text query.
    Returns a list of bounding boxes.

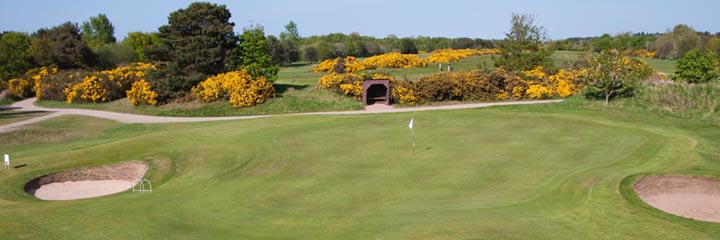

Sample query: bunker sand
[635,174,720,223]
[26,161,148,201]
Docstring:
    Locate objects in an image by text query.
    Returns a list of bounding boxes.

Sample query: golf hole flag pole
[409,117,415,153]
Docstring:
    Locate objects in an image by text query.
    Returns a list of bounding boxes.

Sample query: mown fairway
[0,101,718,239]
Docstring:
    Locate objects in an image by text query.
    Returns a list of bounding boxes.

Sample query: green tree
[581,49,653,105]
[121,31,163,62]
[238,25,278,82]
[302,45,319,62]
[266,35,289,65]
[81,14,116,48]
[150,2,237,100]
[452,37,474,49]
[279,21,301,62]
[673,24,701,58]
[0,32,35,81]
[31,22,95,69]
[493,13,553,71]
[706,37,720,56]
[673,50,720,83]
[400,38,418,54]
[93,43,136,69]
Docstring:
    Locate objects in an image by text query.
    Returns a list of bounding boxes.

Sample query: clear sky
[1,0,718,40]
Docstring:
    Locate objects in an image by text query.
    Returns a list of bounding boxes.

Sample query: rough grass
[0,101,718,239]
[621,82,720,123]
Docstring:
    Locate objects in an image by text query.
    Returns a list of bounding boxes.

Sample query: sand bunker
[25,161,148,201]
[634,174,720,223]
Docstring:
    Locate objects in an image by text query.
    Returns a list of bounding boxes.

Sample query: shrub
[64,74,114,103]
[426,48,499,63]
[525,84,552,99]
[26,63,157,103]
[312,56,365,73]
[7,78,32,98]
[29,67,58,100]
[316,73,365,99]
[673,50,720,83]
[126,80,158,106]
[192,69,275,107]
[391,85,418,105]
[363,52,427,69]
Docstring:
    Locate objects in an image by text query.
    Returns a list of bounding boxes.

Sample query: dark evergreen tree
[149,2,237,101]
[267,35,289,65]
[400,38,418,54]
[31,22,94,69]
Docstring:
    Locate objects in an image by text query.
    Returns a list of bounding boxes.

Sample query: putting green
[0,106,718,239]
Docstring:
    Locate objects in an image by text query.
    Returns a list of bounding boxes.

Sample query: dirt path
[0,98,562,133]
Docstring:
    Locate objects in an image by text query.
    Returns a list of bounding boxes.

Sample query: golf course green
[0,100,718,239]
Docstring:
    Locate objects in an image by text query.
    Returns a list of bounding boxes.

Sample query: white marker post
[408,117,415,154]
[4,154,9,169]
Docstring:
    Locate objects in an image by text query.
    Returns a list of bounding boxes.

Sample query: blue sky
[1,0,718,40]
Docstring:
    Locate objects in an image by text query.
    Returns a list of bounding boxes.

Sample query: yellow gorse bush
[426,48,500,63]
[311,56,366,73]
[61,63,157,104]
[391,86,418,105]
[622,49,656,59]
[7,78,32,98]
[192,69,275,108]
[63,75,109,103]
[312,58,338,73]
[517,66,585,99]
[363,52,427,69]
[126,80,158,106]
[29,67,58,100]
[525,84,552,99]
[100,62,156,88]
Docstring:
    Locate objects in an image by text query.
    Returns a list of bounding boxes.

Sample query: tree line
[552,24,720,59]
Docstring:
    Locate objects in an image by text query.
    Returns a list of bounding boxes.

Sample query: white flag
[408,118,414,129]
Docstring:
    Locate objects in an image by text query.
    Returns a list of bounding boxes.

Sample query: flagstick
[412,129,415,154]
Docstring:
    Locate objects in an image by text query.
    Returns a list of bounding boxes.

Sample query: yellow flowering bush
[622,49,656,59]
[192,70,275,108]
[311,56,366,73]
[29,67,58,100]
[22,63,158,103]
[391,85,418,105]
[549,69,584,97]
[516,66,585,99]
[525,84,552,99]
[64,75,116,103]
[126,80,158,106]
[312,58,339,73]
[100,62,156,89]
[363,52,427,69]
[228,77,275,107]
[316,73,365,98]
[371,73,395,81]
[426,48,500,63]
[7,78,32,98]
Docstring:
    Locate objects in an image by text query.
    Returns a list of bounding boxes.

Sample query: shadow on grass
[0,111,48,118]
[274,83,308,95]
[284,62,315,67]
